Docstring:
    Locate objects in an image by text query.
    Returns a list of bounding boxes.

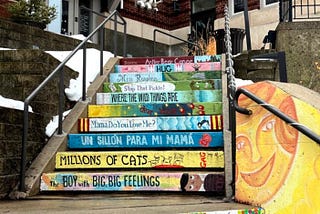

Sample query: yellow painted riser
[55,151,224,169]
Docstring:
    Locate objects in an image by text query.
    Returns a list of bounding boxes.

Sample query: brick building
[1,0,280,55]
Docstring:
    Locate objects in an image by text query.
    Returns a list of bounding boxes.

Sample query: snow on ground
[44,48,113,136]
[46,48,113,101]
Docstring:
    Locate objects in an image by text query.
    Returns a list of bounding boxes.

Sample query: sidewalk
[0,194,253,214]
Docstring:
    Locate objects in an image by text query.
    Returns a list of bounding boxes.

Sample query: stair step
[103,79,222,93]
[96,90,222,104]
[115,62,221,73]
[119,55,221,65]
[109,71,222,83]
[78,115,223,132]
[88,102,222,117]
[68,131,223,149]
[55,150,224,169]
[40,171,225,192]
[119,56,194,65]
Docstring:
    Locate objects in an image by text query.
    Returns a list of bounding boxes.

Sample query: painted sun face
[235,83,299,204]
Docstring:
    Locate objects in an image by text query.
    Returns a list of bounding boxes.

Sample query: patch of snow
[45,109,71,137]
[0,95,33,112]
[69,34,93,43]
[46,48,113,101]
[235,78,254,88]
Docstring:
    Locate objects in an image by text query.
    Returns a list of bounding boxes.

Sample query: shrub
[7,0,57,26]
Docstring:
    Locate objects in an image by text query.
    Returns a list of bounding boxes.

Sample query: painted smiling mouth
[240,154,275,187]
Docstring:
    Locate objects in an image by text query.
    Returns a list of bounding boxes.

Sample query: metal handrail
[19,10,126,192]
[234,87,320,145]
[80,6,127,57]
[153,29,199,56]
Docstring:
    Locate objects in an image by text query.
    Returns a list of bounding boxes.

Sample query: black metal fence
[280,0,320,21]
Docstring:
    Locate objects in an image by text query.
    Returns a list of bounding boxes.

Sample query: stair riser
[103,79,222,93]
[96,90,222,104]
[78,115,223,132]
[41,172,224,192]
[109,71,222,83]
[68,132,223,149]
[119,55,221,65]
[115,62,221,73]
[55,151,224,169]
[88,102,222,117]
[119,56,194,65]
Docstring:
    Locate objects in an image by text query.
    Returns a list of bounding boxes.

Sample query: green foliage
[7,0,57,26]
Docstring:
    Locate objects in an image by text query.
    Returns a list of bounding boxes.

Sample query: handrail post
[289,0,293,21]
[99,28,104,76]
[82,44,87,101]
[19,104,29,192]
[123,17,127,57]
[153,30,157,56]
[114,13,118,57]
[58,67,64,134]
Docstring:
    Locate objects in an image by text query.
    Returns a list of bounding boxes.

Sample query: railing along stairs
[20,9,127,192]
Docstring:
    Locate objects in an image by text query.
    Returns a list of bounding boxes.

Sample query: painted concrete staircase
[40,55,228,195]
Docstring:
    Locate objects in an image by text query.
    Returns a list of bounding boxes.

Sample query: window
[266,0,278,5]
[192,0,215,14]
[234,0,244,13]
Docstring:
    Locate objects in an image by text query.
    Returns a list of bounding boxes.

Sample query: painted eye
[189,185,194,190]
[190,175,195,180]
[261,119,275,131]
[237,141,245,150]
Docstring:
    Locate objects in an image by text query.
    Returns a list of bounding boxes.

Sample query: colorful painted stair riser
[109,71,222,83]
[41,172,225,192]
[119,55,221,65]
[96,90,222,104]
[190,208,265,214]
[103,79,222,93]
[88,102,222,117]
[114,62,221,73]
[68,132,223,149]
[78,115,223,132]
[55,150,224,169]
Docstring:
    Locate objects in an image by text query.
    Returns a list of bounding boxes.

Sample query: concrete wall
[276,21,320,93]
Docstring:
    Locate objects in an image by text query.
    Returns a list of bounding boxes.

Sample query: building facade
[1,0,281,54]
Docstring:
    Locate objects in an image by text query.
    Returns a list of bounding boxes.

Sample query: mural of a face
[236,82,299,204]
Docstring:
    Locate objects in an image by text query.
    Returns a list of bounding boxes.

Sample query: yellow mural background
[235,81,320,213]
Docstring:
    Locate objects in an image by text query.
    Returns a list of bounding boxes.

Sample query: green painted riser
[55,150,224,169]
[88,102,222,117]
[41,171,225,192]
[96,90,222,104]
[103,79,222,93]
[109,71,222,83]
